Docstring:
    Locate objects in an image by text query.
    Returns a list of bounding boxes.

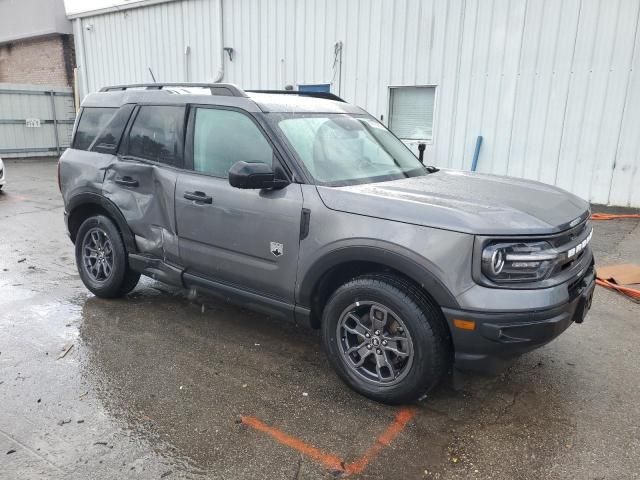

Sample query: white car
[0,157,5,190]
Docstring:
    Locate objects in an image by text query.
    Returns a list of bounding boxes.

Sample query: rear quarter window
[73,108,117,151]
[91,104,135,154]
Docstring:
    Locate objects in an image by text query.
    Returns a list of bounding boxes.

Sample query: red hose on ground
[596,278,640,302]
[591,213,640,220]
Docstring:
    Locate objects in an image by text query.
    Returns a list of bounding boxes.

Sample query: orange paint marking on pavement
[241,407,417,476]
[241,416,344,472]
[344,407,417,474]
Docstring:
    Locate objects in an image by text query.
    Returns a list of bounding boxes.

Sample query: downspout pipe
[471,135,483,172]
[75,18,90,100]
[213,0,225,82]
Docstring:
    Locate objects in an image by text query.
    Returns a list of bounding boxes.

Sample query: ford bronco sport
[59,83,595,404]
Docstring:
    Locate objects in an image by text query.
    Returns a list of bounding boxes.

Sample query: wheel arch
[67,193,137,253]
[297,245,460,329]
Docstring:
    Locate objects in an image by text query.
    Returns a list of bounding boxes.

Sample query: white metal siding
[75,0,640,207]
[75,0,223,94]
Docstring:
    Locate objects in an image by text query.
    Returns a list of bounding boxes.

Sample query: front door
[175,106,302,303]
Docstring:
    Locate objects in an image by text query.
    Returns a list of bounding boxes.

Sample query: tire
[75,215,140,298]
[321,273,450,404]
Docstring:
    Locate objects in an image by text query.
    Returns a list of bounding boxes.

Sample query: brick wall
[0,34,76,87]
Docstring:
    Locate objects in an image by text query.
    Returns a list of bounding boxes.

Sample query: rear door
[175,106,303,303]
[102,104,186,263]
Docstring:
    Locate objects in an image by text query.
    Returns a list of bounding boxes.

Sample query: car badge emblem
[270,242,284,257]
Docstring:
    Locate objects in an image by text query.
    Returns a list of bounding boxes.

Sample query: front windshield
[271,114,427,186]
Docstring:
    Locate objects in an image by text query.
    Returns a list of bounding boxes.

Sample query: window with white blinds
[388,86,435,141]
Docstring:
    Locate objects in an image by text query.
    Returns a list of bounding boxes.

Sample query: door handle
[115,176,139,187]
[184,191,213,204]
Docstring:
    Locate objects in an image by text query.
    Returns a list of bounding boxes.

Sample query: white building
[66,0,640,207]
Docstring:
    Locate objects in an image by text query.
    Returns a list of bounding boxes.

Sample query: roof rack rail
[99,83,248,97]
[246,90,346,103]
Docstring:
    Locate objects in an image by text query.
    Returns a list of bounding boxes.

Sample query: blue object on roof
[298,84,331,93]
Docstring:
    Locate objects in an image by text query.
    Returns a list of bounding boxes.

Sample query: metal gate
[0,84,76,158]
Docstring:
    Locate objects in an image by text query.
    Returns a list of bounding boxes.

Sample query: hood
[317,170,590,235]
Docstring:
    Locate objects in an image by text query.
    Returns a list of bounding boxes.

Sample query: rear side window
[127,106,185,166]
[91,104,135,154]
[73,108,116,151]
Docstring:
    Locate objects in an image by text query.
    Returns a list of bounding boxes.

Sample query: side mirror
[228,161,289,190]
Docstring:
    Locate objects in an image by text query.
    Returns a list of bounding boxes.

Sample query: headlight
[481,241,558,283]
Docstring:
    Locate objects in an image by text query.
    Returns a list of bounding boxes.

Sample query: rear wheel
[75,215,140,298]
[321,274,450,404]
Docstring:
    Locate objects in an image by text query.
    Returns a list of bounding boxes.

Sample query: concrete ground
[1,159,639,480]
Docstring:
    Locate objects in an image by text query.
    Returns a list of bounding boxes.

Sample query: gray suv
[59,83,595,404]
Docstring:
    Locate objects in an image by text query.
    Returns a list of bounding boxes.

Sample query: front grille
[548,219,589,249]
[546,220,593,278]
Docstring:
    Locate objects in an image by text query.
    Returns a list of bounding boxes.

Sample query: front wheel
[321,274,450,404]
[75,215,140,298]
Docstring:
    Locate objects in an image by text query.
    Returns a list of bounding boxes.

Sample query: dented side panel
[60,149,114,205]
[102,159,180,263]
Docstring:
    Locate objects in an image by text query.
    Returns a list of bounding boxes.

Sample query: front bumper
[443,263,595,374]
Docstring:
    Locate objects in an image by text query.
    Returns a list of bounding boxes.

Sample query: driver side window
[193,108,273,178]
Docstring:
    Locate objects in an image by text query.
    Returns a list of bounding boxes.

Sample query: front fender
[296,240,460,310]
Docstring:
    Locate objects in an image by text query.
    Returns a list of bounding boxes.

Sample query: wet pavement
[1,158,639,480]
